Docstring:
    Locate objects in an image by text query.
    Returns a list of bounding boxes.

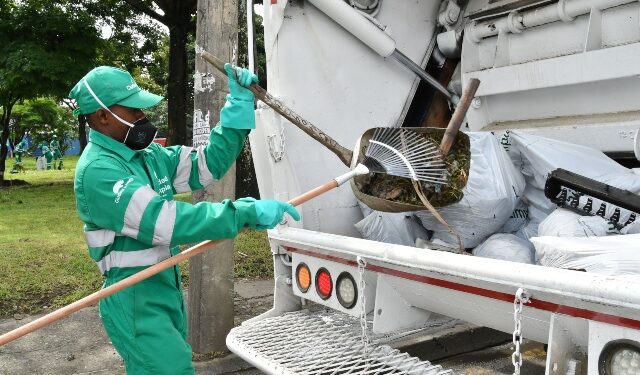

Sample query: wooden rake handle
[199,50,353,167]
[439,78,480,156]
[0,177,345,347]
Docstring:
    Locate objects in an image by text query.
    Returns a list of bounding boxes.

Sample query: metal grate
[303,307,458,347]
[227,310,457,375]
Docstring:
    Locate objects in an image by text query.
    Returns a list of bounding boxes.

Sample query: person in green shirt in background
[69,65,300,375]
[10,138,27,173]
[50,135,63,170]
[39,142,54,170]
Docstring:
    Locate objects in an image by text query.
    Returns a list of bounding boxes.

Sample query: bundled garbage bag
[538,208,613,237]
[532,234,640,276]
[357,200,374,218]
[622,222,640,234]
[499,201,529,234]
[499,198,545,240]
[355,211,430,246]
[415,132,525,248]
[504,131,640,216]
[472,233,535,264]
[36,156,46,170]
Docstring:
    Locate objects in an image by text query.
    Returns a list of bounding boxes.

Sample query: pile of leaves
[360,131,470,208]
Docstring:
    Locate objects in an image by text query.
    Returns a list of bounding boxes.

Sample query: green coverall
[74,125,258,375]
[11,140,26,173]
[50,138,63,169]
[40,144,53,170]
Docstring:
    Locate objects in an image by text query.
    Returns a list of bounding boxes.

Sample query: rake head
[361,128,448,185]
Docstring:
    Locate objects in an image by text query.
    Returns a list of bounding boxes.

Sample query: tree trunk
[167,24,189,146]
[0,117,9,185]
[0,100,16,185]
[236,140,260,199]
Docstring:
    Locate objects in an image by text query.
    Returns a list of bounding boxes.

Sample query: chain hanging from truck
[267,122,286,162]
[512,288,531,375]
[357,256,370,358]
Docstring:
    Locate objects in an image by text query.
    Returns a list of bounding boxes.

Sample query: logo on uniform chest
[156,175,169,185]
[155,174,171,196]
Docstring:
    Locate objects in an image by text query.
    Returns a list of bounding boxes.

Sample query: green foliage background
[0,157,271,317]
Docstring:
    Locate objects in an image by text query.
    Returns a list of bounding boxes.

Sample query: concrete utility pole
[189,0,239,353]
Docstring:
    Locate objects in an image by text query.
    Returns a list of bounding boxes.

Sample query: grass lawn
[0,155,271,317]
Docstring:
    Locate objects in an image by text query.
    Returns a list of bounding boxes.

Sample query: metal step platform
[227,309,458,375]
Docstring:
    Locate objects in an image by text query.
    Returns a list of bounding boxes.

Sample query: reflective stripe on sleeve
[120,185,157,240]
[84,229,116,247]
[96,246,171,274]
[173,146,193,193]
[152,200,176,246]
[196,146,215,187]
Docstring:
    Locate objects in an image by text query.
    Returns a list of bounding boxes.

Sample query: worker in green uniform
[10,138,27,173]
[69,65,300,375]
[50,135,63,169]
[39,142,54,170]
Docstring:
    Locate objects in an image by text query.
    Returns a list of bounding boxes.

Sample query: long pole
[439,78,480,156]
[0,171,362,347]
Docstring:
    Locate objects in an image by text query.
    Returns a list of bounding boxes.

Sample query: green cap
[68,66,163,116]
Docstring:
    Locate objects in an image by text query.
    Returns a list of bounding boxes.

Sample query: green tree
[116,0,197,147]
[133,33,195,140]
[68,0,167,153]
[0,0,101,183]
[11,99,59,144]
[11,98,75,154]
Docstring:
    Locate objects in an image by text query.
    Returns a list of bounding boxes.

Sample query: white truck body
[229,0,640,373]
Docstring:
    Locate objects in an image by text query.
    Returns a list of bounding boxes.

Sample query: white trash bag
[499,196,548,241]
[503,131,640,218]
[532,234,640,276]
[538,208,613,237]
[472,233,535,264]
[499,200,529,234]
[415,132,525,248]
[622,221,640,234]
[36,156,46,170]
[355,211,430,247]
[504,131,640,192]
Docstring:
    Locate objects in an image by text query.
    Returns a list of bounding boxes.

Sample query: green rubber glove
[236,197,300,230]
[220,64,259,130]
[225,63,258,100]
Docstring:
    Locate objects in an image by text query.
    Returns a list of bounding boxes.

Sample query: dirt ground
[0,279,275,375]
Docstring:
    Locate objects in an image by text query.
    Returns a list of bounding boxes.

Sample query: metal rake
[362,127,448,185]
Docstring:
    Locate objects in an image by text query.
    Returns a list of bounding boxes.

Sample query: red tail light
[315,268,333,300]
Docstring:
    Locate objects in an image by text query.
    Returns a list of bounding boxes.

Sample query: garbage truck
[227,0,640,373]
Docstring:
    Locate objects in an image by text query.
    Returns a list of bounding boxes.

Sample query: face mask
[122,117,158,150]
[82,79,158,150]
